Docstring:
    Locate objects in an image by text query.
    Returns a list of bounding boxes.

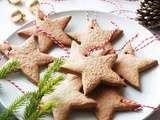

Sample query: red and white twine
[86,29,116,56]
[6,79,25,94]
[35,25,70,58]
[122,98,160,111]
[134,33,160,51]
[39,1,56,17]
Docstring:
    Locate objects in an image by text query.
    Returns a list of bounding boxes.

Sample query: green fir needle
[0,58,64,120]
[0,59,20,79]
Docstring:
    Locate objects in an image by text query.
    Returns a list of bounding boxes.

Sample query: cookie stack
[0,10,158,120]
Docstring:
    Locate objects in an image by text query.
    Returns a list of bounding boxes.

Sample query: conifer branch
[38,58,64,91]
[0,58,64,120]
[0,59,20,79]
[0,92,33,120]
[24,58,64,120]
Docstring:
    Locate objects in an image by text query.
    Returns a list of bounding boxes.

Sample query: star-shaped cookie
[41,74,96,120]
[17,10,72,53]
[0,35,53,84]
[94,86,140,120]
[67,19,123,56]
[114,42,158,90]
[61,41,125,95]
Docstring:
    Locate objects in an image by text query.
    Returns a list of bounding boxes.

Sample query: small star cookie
[94,86,140,120]
[61,41,125,95]
[17,10,72,53]
[41,74,96,120]
[67,19,123,56]
[114,42,158,90]
[0,35,53,84]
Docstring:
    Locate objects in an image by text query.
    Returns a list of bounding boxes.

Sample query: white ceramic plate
[0,10,160,120]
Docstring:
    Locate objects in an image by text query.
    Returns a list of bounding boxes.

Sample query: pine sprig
[40,75,64,97]
[26,101,57,120]
[24,58,64,120]
[38,58,64,91]
[0,58,64,120]
[0,59,20,79]
[39,100,57,115]
[0,92,33,120]
[23,92,41,120]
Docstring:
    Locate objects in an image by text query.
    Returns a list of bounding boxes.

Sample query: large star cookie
[114,42,158,90]
[0,35,53,84]
[94,86,140,120]
[67,19,123,56]
[41,74,96,120]
[17,10,72,53]
[61,41,125,95]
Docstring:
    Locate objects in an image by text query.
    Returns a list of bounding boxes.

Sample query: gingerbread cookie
[0,35,53,84]
[17,10,72,53]
[41,74,96,120]
[61,41,125,95]
[67,19,123,56]
[114,42,158,90]
[93,86,140,120]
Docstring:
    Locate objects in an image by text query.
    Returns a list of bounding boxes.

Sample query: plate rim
[3,10,157,120]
